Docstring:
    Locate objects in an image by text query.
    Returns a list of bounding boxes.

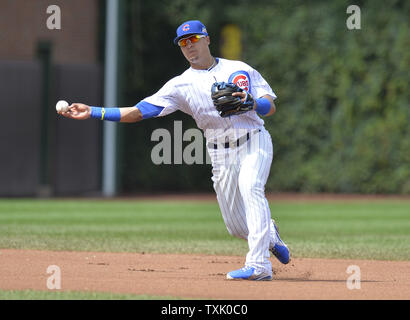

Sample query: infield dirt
[1,249,409,299]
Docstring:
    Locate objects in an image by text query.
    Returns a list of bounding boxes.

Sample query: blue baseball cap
[173,20,208,45]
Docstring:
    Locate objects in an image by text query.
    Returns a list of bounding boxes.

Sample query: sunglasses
[178,34,206,47]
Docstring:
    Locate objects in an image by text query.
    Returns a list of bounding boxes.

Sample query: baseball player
[59,20,290,281]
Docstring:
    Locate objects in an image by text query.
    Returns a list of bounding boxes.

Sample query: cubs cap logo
[228,71,251,92]
[174,20,209,45]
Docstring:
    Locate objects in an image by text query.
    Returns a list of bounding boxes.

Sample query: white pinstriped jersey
[143,58,277,141]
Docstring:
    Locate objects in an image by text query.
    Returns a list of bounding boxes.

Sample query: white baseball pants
[208,127,275,273]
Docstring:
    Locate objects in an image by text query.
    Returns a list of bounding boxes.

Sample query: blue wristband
[255,97,271,116]
[90,106,121,121]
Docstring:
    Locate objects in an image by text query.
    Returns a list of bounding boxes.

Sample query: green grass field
[1,198,409,261]
[1,198,409,299]
[0,289,181,300]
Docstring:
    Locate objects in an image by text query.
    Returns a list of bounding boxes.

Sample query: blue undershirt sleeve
[135,101,164,119]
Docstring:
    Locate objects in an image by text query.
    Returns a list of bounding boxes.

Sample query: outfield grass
[0,198,409,261]
[0,289,182,300]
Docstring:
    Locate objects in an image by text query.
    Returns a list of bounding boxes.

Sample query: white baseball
[56,100,69,112]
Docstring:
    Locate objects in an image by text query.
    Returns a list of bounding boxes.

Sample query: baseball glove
[211,82,254,118]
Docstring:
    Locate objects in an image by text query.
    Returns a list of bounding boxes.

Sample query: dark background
[1,0,409,197]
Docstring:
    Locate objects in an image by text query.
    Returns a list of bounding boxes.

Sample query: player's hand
[59,103,91,120]
[232,91,257,109]
[232,91,246,102]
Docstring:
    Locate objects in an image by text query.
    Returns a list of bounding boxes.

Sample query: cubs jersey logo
[182,24,190,31]
[228,71,251,92]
